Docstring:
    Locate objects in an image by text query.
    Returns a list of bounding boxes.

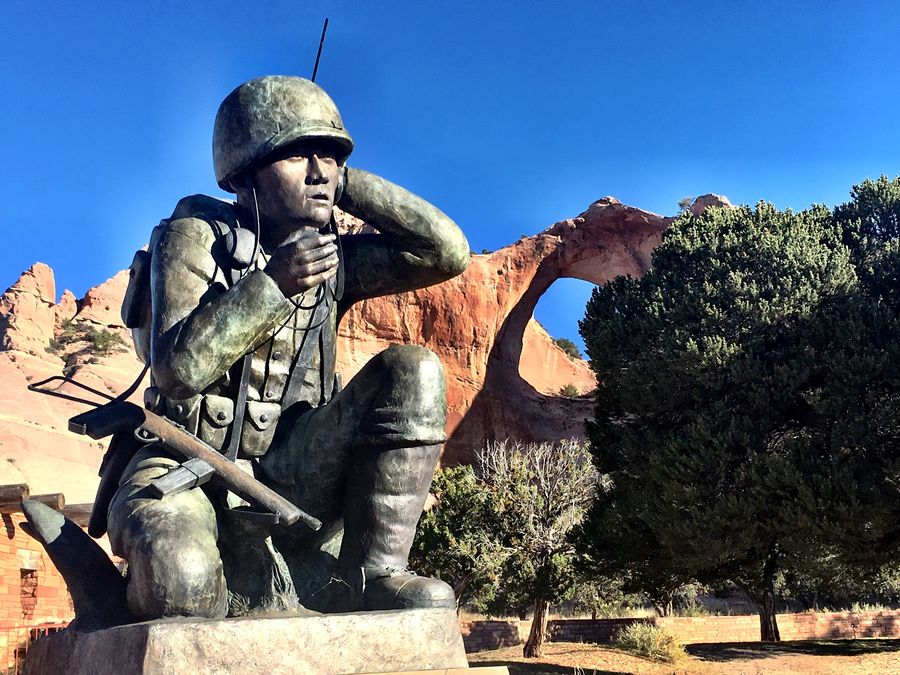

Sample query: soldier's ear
[230,170,255,197]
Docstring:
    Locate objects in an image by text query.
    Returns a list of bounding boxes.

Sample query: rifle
[29,375,322,534]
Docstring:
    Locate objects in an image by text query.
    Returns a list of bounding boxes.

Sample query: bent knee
[126,533,226,620]
[377,345,445,402]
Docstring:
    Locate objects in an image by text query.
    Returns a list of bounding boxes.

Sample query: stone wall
[459,620,529,652]
[461,610,900,652]
[0,513,73,625]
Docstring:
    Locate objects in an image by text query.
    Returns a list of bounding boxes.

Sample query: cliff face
[0,264,145,503]
[0,196,672,496]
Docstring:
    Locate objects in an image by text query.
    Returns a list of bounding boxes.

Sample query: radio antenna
[311,18,329,82]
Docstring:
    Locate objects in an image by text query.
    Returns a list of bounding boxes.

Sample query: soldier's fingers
[297,242,338,263]
[284,231,336,251]
[298,253,338,277]
[299,266,338,291]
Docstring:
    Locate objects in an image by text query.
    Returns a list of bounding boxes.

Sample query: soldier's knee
[378,345,445,406]
[107,474,225,620]
[126,534,226,620]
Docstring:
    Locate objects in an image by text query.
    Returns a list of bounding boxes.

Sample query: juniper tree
[409,465,506,609]
[573,195,900,641]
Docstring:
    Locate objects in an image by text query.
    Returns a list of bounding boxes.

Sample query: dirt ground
[467,638,900,674]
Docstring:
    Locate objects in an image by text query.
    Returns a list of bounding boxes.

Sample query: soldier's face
[252,141,342,229]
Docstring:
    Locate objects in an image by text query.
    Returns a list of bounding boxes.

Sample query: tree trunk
[757,557,781,642]
[758,583,781,642]
[523,597,549,658]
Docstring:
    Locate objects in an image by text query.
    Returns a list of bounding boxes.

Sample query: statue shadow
[687,637,900,662]
[473,660,631,675]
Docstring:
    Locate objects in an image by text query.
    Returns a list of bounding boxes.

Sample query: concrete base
[24,608,469,675]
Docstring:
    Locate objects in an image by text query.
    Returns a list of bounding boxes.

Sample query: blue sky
[3,1,899,353]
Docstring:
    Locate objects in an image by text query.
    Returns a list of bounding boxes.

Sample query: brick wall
[1,513,77,673]
[459,619,529,652]
[548,618,645,643]
[0,514,74,625]
[655,610,900,643]
[460,610,900,652]
[655,614,759,643]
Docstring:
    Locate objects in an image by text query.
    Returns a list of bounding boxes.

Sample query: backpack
[119,195,257,364]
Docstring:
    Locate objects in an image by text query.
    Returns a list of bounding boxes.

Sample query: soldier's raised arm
[337,168,470,307]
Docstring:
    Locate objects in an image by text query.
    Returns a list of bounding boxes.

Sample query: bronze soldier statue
[103,76,470,619]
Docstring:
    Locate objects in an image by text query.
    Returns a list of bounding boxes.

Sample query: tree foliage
[412,440,598,658]
[409,465,504,609]
[574,184,900,641]
[553,337,583,360]
[558,383,580,397]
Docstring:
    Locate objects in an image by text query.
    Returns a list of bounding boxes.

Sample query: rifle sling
[224,352,253,462]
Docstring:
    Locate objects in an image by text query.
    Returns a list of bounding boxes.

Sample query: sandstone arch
[336,197,672,463]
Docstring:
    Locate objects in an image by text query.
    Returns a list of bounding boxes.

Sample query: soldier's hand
[264,230,339,297]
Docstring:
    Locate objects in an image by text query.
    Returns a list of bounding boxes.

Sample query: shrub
[44,320,127,357]
[614,622,685,663]
[558,383,579,397]
[553,337,582,360]
[46,319,79,354]
[83,326,127,356]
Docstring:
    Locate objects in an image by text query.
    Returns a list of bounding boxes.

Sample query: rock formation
[340,197,672,463]
[0,196,677,495]
[0,265,147,503]
[690,193,734,217]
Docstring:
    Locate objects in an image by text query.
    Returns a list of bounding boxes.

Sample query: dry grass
[467,639,900,674]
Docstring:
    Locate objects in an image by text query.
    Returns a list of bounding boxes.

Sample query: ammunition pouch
[199,394,235,451]
[241,401,281,457]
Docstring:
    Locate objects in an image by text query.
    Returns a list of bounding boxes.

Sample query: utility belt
[146,387,281,458]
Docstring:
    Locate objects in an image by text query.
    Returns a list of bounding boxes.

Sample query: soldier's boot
[339,442,456,611]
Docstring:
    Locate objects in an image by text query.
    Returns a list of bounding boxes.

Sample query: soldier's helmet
[213,76,354,192]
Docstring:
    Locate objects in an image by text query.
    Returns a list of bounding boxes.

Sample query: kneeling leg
[107,448,227,620]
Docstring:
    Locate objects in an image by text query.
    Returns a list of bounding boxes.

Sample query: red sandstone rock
[55,289,78,326]
[0,267,145,502]
[690,193,734,216]
[0,263,58,354]
[78,270,131,327]
[338,196,671,462]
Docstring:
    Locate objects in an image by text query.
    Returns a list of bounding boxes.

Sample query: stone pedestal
[24,608,470,675]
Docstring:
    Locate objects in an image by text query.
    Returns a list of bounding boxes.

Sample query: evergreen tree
[574,194,900,641]
[409,465,506,609]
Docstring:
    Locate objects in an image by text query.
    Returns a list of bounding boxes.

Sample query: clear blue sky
[3,1,899,353]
